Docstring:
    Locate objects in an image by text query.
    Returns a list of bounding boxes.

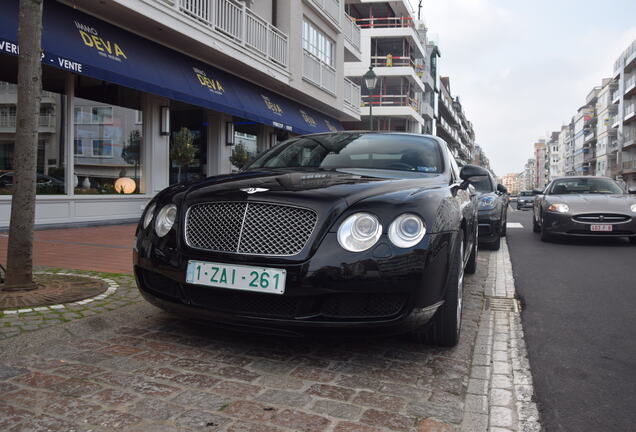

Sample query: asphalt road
[505,207,636,432]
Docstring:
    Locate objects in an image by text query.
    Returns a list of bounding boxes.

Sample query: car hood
[183,169,447,208]
[546,194,636,213]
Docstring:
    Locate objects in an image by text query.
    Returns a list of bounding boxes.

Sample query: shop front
[0,0,343,227]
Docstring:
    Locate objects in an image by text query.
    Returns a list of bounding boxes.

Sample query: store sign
[0,0,343,135]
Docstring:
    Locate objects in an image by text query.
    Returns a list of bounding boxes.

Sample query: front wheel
[414,236,464,347]
[533,214,541,233]
[465,229,478,274]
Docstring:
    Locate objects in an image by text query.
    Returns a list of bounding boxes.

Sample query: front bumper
[134,230,455,336]
[541,212,636,237]
[478,210,502,244]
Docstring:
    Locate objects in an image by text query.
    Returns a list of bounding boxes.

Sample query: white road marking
[506,222,524,228]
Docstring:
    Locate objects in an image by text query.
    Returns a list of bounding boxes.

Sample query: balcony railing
[343,14,361,51]
[302,51,336,94]
[612,88,621,102]
[625,102,635,119]
[625,74,636,93]
[0,114,55,128]
[370,55,424,75]
[622,159,636,171]
[159,0,288,68]
[343,77,361,109]
[355,16,414,29]
[311,0,340,24]
[362,94,420,112]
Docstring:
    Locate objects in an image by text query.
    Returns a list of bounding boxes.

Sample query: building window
[92,106,113,124]
[302,20,334,66]
[92,139,113,157]
[0,81,65,195]
[74,139,84,156]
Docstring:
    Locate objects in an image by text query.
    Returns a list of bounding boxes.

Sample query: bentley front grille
[185,202,317,256]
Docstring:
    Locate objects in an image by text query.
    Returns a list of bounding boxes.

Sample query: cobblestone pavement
[0,245,540,432]
[0,269,140,340]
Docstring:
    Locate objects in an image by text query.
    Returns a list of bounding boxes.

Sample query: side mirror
[532,189,543,195]
[459,164,489,181]
[497,184,508,194]
[628,187,636,194]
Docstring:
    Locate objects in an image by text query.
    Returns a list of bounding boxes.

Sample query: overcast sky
[412,0,636,176]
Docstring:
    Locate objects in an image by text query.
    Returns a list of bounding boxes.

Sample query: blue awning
[0,0,343,135]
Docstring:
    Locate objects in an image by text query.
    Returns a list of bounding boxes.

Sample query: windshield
[548,178,624,195]
[472,177,493,193]
[246,133,443,174]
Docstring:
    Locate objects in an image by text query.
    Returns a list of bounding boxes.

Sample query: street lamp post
[363,66,378,131]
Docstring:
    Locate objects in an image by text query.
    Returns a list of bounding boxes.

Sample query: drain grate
[484,296,520,312]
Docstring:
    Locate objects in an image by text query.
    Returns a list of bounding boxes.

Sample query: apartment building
[547,131,560,179]
[0,0,363,226]
[343,0,437,136]
[595,78,619,178]
[533,140,549,189]
[500,173,518,194]
[472,145,492,173]
[437,78,475,165]
[523,158,535,190]
[613,39,636,187]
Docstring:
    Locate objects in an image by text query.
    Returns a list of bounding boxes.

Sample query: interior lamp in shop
[115,177,136,194]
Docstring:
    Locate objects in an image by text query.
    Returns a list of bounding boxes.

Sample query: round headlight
[142,203,156,229]
[631,204,636,213]
[155,204,177,237]
[389,213,426,248]
[547,203,569,213]
[478,196,496,210]
[337,212,382,252]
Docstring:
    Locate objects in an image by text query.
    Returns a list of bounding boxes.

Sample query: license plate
[186,260,286,294]
[590,224,613,232]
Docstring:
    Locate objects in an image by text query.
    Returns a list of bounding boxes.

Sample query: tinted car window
[519,191,533,196]
[247,133,443,174]
[549,178,624,195]
[473,177,493,193]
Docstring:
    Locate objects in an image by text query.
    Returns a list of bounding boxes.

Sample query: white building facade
[0,0,363,227]
[613,39,636,187]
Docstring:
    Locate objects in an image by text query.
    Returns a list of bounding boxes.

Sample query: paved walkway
[0,243,541,432]
[0,225,136,274]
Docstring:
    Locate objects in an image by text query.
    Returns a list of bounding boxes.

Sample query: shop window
[0,81,65,195]
[74,96,143,195]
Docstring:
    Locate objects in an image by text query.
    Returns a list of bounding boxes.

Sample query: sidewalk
[0,240,541,432]
[0,225,136,274]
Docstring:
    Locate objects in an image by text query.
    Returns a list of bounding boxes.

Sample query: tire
[413,235,464,347]
[533,214,541,233]
[540,229,552,242]
[501,218,507,237]
[489,235,501,251]
[465,228,478,274]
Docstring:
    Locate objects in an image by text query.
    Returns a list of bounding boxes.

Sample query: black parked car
[533,176,636,243]
[134,132,490,346]
[516,190,535,210]
[473,173,508,250]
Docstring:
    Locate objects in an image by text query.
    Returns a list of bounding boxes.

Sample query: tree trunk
[3,0,44,291]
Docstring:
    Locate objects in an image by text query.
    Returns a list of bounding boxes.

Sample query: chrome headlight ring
[155,204,177,237]
[337,212,382,252]
[388,213,426,248]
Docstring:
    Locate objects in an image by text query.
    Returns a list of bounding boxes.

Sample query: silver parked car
[532,176,636,243]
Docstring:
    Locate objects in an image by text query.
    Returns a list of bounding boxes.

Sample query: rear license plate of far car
[186,260,286,294]
[590,224,613,232]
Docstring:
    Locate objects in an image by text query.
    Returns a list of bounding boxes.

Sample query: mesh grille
[185,202,317,256]
[185,202,245,252]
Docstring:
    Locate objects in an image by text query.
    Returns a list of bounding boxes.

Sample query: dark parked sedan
[134,132,490,346]
[533,176,636,242]
[516,190,535,210]
[473,172,508,250]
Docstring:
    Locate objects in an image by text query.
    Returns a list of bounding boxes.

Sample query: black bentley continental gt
[134,132,490,346]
